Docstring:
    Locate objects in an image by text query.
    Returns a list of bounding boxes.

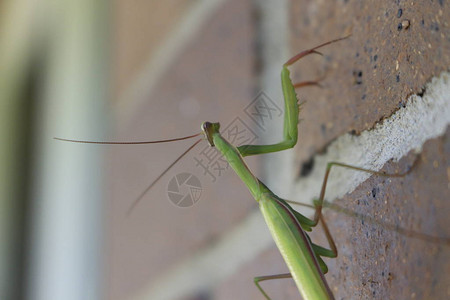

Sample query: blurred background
[1,1,266,299]
[1,1,449,300]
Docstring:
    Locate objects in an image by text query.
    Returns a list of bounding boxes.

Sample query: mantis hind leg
[286,161,413,227]
[288,160,450,245]
[253,273,292,300]
[310,162,412,226]
[286,162,416,263]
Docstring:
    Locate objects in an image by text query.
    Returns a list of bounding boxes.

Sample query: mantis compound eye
[201,122,220,147]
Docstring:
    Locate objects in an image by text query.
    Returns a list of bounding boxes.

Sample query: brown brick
[290,0,450,164]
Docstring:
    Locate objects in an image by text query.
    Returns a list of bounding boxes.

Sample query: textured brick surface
[320,130,450,299]
[284,0,450,298]
[289,0,450,165]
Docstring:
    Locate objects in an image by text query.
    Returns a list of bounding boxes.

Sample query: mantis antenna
[54,133,203,215]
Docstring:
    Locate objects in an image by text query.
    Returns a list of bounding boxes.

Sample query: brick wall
[107,1,450,299]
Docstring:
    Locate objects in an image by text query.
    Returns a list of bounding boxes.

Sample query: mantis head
[201,122,220,147]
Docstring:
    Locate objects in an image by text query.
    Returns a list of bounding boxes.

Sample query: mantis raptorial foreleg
[237,37,349,157]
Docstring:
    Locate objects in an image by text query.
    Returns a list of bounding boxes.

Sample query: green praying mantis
[55,37,450,299]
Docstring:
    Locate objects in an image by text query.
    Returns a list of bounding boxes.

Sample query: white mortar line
[289,71,450,215]
[114,0,228,128]
[132,71,450,300]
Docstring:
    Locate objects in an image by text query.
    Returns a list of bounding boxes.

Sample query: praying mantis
[55,37,450,299]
